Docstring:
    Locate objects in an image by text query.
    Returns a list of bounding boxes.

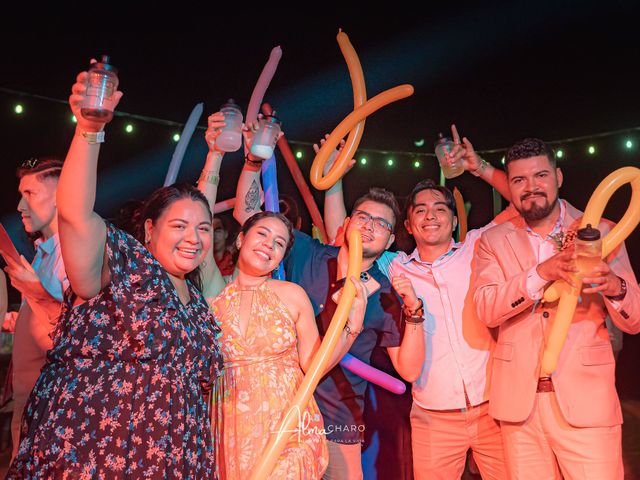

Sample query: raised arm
[314,135,353,244]
[58,71,122,299]
[449,124,511,201]
[198,112,226,299]
[233,123,266,226]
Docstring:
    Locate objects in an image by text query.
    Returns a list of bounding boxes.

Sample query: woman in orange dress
[210,211,366,479]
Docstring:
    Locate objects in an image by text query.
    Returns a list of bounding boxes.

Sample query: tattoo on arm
[245,179,260,213]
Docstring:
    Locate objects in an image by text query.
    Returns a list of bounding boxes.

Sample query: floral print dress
[211,280,328,479]
[7,224,222,479]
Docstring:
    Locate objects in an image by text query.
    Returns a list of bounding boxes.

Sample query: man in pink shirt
[473,138,640,479]
[388,128,513,479]
[3,158,68,459]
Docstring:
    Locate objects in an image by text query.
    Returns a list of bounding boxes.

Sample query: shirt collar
[525,199,566,240]
[35,233,59,256]
[403,238,458,266]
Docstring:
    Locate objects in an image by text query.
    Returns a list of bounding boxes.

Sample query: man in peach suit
[473,138,640,479]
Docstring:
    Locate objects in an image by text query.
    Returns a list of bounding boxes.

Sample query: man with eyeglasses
[2,158,68,459]
[235,151,424,479]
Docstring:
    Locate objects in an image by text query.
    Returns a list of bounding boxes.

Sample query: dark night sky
[0,1,639,395]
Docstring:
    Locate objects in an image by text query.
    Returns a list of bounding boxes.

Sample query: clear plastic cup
[81,55,119,123]
[216,99,243,152]
[434,133,464,179]
[250,115,281,159]
[574,224,602,278]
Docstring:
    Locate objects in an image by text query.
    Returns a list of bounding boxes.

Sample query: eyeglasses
[21,157,40,169]
[351,210,393,233]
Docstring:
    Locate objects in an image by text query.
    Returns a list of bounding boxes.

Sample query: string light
[556,149,564,158]
[413,160,421,168]
[295,151,303,159]
[14,104,23,114]
[125,124,134,134]
[172,133,180,142]
[387,158,394,167]
[360,157,367,165]
[625,139,633,149]
[71,115,77,123]
[588,145,596,155]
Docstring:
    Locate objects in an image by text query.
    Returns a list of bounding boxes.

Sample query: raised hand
[69,71,123,133]
[205,112,227,153]
[313,134,354,178]
[391,273,421,311]
[448,124,483,172]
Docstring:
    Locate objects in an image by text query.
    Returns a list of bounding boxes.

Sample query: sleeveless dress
[7,224,222,479]
[211,281,328,479]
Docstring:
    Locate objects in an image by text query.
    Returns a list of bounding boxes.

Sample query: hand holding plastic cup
[435,133,464,179]
[81,55,119,123]
[216,99,243,152]
[574,224,602,278]
[250,114,282,159]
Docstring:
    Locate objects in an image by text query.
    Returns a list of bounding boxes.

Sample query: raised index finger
[451,124,461,144]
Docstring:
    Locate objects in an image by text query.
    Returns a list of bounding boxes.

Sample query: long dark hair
[135,183,212,291]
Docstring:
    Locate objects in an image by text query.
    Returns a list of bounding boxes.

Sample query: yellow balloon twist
[541,166,640,376]
[249,229,363,479]
[310,31,414,190]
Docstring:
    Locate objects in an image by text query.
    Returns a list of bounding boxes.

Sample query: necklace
[360,271,371,282]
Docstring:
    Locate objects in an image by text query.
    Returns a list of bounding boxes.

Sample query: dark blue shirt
[284,230,402,443]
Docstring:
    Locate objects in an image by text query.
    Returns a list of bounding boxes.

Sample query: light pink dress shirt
[389,224,496,410]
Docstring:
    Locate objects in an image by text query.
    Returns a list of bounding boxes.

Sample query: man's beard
[518,192,558,222]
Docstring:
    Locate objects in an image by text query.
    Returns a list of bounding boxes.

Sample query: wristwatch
[606,277,627,301]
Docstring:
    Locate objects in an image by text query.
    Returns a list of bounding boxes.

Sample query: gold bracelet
[198,171,220,185]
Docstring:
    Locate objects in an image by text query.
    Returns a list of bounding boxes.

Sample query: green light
[556,149,564,158]
[14,104,23,114]
[295,151,303,159]
[71,115,77,123]
[588,145,596,155]
[173,133,180,142]
[625,139,633,149]
[125,124,134,134]
[414,139,425,148]
[501,156,505,165]
[413,160,421,168]
[360,157,367,165]
[387,159,394,167]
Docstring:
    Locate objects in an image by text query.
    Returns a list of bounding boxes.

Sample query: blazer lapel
[504,216,538,271]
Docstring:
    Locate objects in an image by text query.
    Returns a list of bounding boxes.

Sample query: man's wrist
[470,158,489,177]
[606,276,627,301]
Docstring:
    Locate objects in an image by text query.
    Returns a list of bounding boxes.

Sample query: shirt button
[543,311,550,318]
[331,283,335,288]
[319,304,324,309]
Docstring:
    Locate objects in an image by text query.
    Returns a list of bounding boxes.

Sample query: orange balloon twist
[249,229,363,479]
[310,31,414,190]
[453,187,468,243]
[541,166,640,375]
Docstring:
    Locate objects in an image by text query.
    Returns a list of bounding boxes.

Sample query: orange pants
[410,401,507,479]
[501,391,623,479]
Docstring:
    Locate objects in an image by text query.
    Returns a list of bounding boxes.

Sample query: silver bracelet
[470,158,489,177]
[344,323,363,338]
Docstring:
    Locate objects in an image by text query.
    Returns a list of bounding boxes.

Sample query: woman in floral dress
[210,211,367,479]
[8,71,222,478]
